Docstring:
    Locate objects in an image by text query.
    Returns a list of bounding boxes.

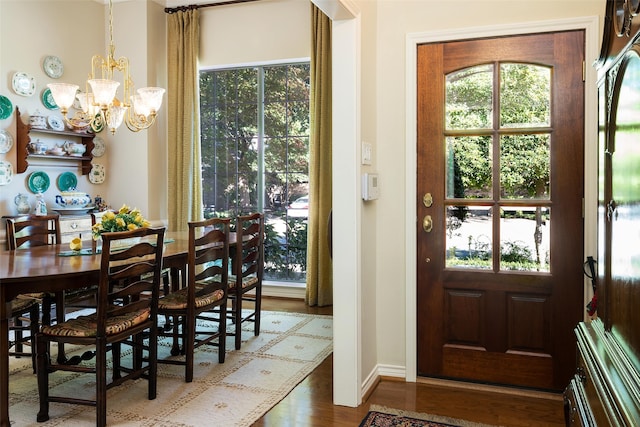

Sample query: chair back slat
[189,218,230,296]
[7,214,61,250]
[97,227,165,335]
[235,213,264,282]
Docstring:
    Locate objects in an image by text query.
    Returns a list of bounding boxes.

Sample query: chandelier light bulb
[137,87,165,113]
[76,92,100,116]
[88,79,120,107]
[47,83,80,111]
[131,94,151,117]
[106,104,128,133]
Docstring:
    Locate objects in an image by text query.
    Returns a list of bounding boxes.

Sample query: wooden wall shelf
[15,106,95,175]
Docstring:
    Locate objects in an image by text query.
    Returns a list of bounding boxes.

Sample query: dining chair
[35,226,165,427]
[157,217,230,382]
[8,296,40,373]
[228,212,264,350]
[5,214,63,370]
[6,214,65,324]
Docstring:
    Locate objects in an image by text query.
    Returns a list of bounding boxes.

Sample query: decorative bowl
[56,191,91,207]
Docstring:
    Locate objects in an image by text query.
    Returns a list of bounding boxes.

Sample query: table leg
[1,298,11,427]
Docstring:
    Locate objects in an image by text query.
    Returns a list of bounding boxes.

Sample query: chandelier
[47,0,164,135]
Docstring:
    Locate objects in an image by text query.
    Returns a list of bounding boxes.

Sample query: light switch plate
[362,142,372,165]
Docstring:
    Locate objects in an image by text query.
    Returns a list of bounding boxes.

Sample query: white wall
[0,1,105,218]
[0,0,167,225]
[199,0,310,67]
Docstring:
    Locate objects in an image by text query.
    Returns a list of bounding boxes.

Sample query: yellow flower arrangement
[92,204,151,240]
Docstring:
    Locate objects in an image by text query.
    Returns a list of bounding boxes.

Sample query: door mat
[359,404,498,427]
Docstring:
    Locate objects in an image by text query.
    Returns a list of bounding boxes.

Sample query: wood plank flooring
[254,297,566,427]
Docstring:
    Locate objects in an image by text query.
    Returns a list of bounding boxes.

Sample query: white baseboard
[262,282,306,299]
[361,363,406,400]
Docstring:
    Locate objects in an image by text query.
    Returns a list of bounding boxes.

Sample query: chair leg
[96,338,107,427]
[29,304,39,373]
[219,303,227,363]
[148,329,158,400]
[254,287,262,337]
[234,295,242,350]
[185,313,195,383]
[170,315,181,356]
[112,342,122,380]
[54,292,67,364]
[36,334,50,422]
[14,315,24,356]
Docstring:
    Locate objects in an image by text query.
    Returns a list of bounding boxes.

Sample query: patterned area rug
[360,405,497,427]
[9,311,333,426]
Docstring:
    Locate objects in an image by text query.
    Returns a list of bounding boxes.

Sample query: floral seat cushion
[159,284,224,310]
[228,275,258,290]
[40,309,150,337]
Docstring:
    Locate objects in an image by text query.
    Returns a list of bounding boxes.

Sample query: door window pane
[446,64,493,130]
[445,205,493,270]
[446,136,492,199]
[500,63,551,128]
[500,134,550,200]
[500,207,550,272]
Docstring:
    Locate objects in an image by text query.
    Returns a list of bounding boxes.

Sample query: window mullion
[257,67,265,212]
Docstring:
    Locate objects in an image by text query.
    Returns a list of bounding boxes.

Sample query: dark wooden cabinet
[14,107,95,175]
[564,1,640,425]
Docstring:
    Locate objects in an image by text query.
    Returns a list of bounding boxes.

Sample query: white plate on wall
[0,161,13,185]
[0,130,13,154]
[43,55,63,79]
[12,72,36,97]
[48,115,64,131]
[92,137,105,157]
[89,163,105,184]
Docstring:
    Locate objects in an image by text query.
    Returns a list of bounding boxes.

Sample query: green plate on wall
[41,88,59,110]
[28,171,50,193]
[57,171,77,191]
[0,95,12,120]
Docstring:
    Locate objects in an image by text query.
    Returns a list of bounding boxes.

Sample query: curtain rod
[165,0,261,14]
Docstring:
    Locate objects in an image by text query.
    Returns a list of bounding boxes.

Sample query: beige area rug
[9,311,333,426]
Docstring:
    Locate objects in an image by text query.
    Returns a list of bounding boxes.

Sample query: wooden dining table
[0,230,196,427]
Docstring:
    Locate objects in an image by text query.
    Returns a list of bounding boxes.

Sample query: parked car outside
[287,195,309,218]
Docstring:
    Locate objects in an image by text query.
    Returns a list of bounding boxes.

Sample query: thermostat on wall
[362,173,379,201]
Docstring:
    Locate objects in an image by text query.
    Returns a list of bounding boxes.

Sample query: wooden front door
[416,31,585,390]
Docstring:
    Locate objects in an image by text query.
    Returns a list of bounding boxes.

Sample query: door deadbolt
[423,215,433,233]
[422,193,433,208]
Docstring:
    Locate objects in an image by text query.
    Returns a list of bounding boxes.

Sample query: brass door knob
[423,215,433,233]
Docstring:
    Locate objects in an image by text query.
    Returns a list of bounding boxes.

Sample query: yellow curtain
[167,9,203,232]
[306,4,333,307]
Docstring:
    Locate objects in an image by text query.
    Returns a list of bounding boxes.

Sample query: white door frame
[404,16,600,382]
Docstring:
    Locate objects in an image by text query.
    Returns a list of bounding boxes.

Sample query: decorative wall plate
[42,88,59,110]
[48,115,64,131]
[90,114,105,133]
[12,72,36,97]
[0,95,12,120]
[0,130,13,154]
[89,163,105,184]
[92,136,106,157]
[57,172,78,191]
[28,170,50,193]
[43,55,64,79]
[0,161,14,185]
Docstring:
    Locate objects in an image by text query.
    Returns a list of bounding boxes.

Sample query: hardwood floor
[254,297,566,427]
